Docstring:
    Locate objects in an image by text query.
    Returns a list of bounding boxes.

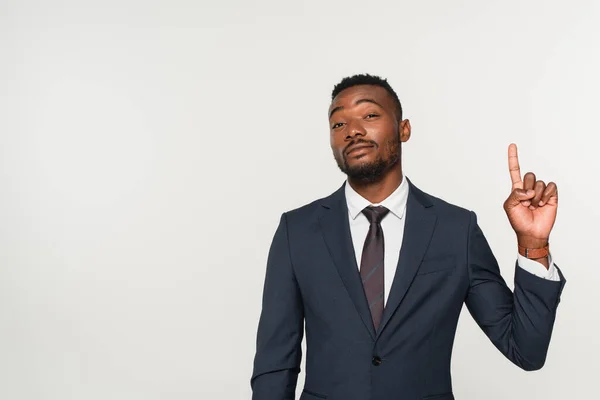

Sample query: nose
[346,119,365,139]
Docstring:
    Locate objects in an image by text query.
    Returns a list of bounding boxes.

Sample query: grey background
[1,0,598,399]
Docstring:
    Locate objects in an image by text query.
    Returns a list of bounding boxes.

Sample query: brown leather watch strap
[518,243,549,259]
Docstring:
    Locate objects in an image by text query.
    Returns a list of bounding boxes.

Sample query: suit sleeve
[251,213,304,399]
[465,211,566,371]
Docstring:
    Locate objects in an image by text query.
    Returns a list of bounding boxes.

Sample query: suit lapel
[319,183,377,340]
[377,179,437,339]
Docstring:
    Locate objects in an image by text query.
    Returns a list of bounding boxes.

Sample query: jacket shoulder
[283,194,331,221]
[277,185,343,227]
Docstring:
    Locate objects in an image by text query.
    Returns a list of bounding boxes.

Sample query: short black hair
[331,73,402,120]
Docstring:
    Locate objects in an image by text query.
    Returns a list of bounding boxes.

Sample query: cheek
[330,133,343,150]
[365,127,386,144]
[369,123,397,143]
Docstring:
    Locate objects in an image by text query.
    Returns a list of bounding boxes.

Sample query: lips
[346,144,375,155]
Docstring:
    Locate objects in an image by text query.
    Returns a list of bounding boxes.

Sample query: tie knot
[362,205,389,224]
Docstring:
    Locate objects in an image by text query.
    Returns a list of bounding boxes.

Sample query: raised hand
[503,143,558,250]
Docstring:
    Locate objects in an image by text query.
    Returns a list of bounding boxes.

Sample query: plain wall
[1,0,598,399]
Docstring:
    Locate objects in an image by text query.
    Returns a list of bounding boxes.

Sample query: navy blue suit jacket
[251,179,565,400]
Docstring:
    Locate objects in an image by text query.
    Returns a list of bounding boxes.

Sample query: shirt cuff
[517,253,560,281]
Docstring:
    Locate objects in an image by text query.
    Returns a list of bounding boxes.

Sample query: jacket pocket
[301,388,328,399]
[422,392,454,400]
[416,255,456,275]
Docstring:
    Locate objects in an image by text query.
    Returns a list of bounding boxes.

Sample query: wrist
[517,236,549,249]
[517,236,550,266]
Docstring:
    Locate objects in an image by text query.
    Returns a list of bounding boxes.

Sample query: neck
[348,166,404,204]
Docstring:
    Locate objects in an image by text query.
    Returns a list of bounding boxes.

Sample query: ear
[399,119,411,143]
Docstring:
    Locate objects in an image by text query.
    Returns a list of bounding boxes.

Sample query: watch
[518,243,549,259]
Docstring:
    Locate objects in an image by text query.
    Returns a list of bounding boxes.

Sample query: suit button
[372,356,382,366]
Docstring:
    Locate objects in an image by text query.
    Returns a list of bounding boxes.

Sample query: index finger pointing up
[508,143,523,189]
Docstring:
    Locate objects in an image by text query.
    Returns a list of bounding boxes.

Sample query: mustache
[344,139,378,154]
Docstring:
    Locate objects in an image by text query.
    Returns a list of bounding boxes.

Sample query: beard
[334,136,401,184]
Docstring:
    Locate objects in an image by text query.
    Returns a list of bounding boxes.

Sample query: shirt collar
[345,175,409,220]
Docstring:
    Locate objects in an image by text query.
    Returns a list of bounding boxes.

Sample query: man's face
[328,85,411,183]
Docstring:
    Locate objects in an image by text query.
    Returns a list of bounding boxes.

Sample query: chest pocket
[416,254,455,275]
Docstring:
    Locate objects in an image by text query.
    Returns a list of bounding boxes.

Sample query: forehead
[329,85,394,112]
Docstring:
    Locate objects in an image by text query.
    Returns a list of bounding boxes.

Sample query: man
[251,74,565,400]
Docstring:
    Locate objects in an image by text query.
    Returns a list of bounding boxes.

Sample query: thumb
[505,189,535,208]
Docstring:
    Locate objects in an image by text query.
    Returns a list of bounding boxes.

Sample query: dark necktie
[359,205,389,332]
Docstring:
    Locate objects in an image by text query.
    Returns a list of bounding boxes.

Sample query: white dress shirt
[345,176,560,306]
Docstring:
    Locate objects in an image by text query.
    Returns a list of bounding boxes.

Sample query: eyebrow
[328,98,384,119]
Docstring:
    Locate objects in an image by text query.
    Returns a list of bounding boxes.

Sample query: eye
[365,113,379,119]
[332,122,345,129]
